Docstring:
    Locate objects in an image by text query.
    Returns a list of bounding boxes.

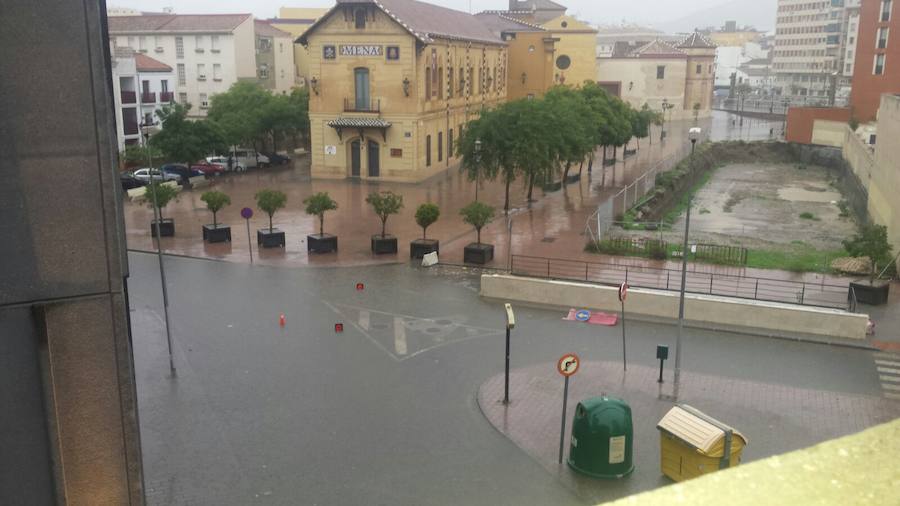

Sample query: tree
[543,87,595,184]
[843,224,894,284]
[415,203,440,240]
[151,103,226,164]
[207,81,272,151]
[201,190,231,227]
[303,192,338,236]
[121,144,163,168]
[366,191,404,238]
[255,189,287,233]
[460,201,495,245]
[139,181,179,220]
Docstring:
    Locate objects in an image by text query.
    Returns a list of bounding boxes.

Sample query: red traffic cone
[279,313,286,326]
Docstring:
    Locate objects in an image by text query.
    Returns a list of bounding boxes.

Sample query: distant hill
[654,0,777,34]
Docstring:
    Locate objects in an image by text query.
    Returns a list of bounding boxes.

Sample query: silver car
[133,167,180,183]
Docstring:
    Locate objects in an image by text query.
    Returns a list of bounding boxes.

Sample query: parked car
[190,160,226,176]
[207,156,246,172]
[120,171,145,190]
[161,163,203,183]
[133,167,180,183]
[231,148,270,169]
[263,152,291,165]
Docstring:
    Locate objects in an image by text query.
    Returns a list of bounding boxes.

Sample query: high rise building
[849,0,899,121]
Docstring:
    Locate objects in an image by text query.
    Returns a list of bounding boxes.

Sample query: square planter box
[849,280,891,306]
[623,148,637,157]
[203,224,231,243]
[542,181,562,192]
[410,239,440,259]
[150,218,175,238]
[257,228,286,248]
[464,243,494,265]
[371,235,398,255]
[565,173,581,184]
[602,158,616,167]
[308,233,338,254]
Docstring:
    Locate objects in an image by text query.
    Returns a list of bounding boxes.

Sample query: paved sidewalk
[477,359,900,505]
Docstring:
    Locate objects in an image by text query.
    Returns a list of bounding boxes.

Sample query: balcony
[123,117,139,136]
[121,90,136,104]
[159,92,174,103]
[141,92,156,103]
[344,97,381,113]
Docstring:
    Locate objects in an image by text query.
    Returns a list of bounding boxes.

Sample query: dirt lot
[632,162,857,252]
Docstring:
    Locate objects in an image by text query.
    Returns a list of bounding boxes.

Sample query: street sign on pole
[557,353,579,464]
[241,207,254,264]
[619,283,628,371]
[575,310,591,322]
[504,303,515,405]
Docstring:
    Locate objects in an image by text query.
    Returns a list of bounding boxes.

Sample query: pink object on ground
[588,313,618,326]
[563,309,578,321]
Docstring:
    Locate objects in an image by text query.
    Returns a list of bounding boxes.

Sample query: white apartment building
[108,14,295,118]
[110,48,175,152]
[839,0,861,102]
[773,0,854,103]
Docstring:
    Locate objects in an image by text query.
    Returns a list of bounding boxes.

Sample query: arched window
[425,67,432,100]
[354,9,366,29]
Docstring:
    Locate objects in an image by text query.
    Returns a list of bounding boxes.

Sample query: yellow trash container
[656,404,748,482]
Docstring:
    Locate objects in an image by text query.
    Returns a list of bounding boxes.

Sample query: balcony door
[350,140,361,177]
[367,140,379,177]
[354,68,370,111]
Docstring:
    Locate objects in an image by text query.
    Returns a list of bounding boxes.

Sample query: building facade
[254,20,297,94]
[475,12,557,100]
[849,0,899,121]
[270,7,331,87]
[299,0,507,182]
[111,49,175,152]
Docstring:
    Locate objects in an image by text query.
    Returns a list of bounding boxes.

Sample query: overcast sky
[110,0,772,30]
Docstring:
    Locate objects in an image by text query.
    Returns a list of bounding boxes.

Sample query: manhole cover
[541,237,556,243]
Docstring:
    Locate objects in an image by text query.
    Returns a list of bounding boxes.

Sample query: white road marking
[394,317,407,356]
[875,359,900,368]
[879,375,900,383]
[885,393,900,401]
[877,367,900,375]
[358,311,370,331]
[321,300,400,363]
[873,352,900,359]
[881,383,900,392]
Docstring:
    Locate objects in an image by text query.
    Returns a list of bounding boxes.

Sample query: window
[259,64,269,79]
[175,37,184,58]
[161,80,168,93]
[354,67,370,110]
[138,36,146,52]
[438,67,444,99]
[213,63,222,81]
[279,42,284,53]
[178,92,187,104]
[141,80,150,94]
[874,53,885,75]
[846,63,852,72]
[426,135,432,166]
[154,36,162,50]
[177,64,186,85]
[195,35,204,52]
[355,8,366,29]
[199,93,208,109]
[425,67,432,99]
[882,0,892,22]
[438,132,443,162]
[459,68,465,94]
[197,64,206,80]
[877,28,889,49]
[656,65,665,79]
[556,54,571,70]
[448,129,454,159]
[211,35,220,52]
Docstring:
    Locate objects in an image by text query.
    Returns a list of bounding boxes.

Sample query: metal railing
[510,254,852,310]
[141,92,156,103]
[344,97,380,113]
[121,91,136,104]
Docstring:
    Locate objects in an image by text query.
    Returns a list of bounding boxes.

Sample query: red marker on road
[356,283,365,291]
[335,323,344,333]
[279,313,286,326]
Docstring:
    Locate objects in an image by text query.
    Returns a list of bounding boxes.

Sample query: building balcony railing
[121,91,136,104]
[159,92,174,103]
[344,97,381,113]
[141,92,156,103]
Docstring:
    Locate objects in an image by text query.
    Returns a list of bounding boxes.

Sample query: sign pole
[559,375,569,464]
[619,283,628,371]
[556,354,579,465]
[241,207,254,264]
[504,304,515,405]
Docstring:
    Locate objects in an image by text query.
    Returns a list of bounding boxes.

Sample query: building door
[367,140,380,177]
[350,140,361,177]
[354,68,370,111]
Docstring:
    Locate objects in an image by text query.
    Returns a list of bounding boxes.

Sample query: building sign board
[323,45,336,59]
[324,145,337,155]
[340,45,383,57]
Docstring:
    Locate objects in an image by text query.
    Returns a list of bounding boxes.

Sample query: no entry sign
[557,354,580,377]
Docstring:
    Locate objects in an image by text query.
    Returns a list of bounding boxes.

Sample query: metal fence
[693,244,749,266]
[510,254,851,310]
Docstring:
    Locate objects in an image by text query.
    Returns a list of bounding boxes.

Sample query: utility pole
[675,128,702,387]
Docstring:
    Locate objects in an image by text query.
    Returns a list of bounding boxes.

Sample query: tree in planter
[255,189,287,232]
[415,203,440,240]
[366,191,404,238]
[139,181,179,220]
[460,201,496,245]
[303,192,338,236]
[843,224,894,284]
[201,190,231,227]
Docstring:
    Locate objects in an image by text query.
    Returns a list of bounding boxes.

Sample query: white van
[231,148,270,169]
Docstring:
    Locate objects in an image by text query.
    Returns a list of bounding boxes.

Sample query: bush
[201,190,231,227]
[415,203,440,240]
[799,212,817,220]
[255,189,287,232]
[366,191,403,237]
[303,192,338,236]
[460,201,495,244]
[843,224,893,282]
[139,182,179,220]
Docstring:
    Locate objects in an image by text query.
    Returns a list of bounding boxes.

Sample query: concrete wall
[480,275,868,341]
[596,57,690,119]
[506,31,555,100]
[786,106,851,144]
[870,94,900,252]
[842,125,876,192]
[810,119,847,148]
[539,15,597,88]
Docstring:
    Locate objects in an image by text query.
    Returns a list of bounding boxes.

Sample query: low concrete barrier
[481,274,868,341]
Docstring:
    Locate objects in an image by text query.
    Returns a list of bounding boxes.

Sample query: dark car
[161,163,203,183]
[120,171,145,191]
[263,152,291,165]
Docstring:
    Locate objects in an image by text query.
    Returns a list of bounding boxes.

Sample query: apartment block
[111,48,175,152]
[849,0,899,121]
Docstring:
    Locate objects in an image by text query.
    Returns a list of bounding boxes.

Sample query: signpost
[618,283,628,371]
[241,207,254,263]
[656,345,669,383]
[575,310,591,322]
[504,303,515,405]
[557,353,580,464]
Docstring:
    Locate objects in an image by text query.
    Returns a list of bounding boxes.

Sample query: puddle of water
[777,186,841,203]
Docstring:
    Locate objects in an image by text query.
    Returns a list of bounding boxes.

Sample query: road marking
[358,311,370,331]
[877,367,900,375]
[879,375,900,383]
[394,317,407,356]
[882,383,900,392]
[321,300,400,363]
[875,359,900,368]
[874,352,900,360]
[885,393,900,401]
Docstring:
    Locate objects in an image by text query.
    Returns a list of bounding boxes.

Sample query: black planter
[410,239,440,259]
[565,173,581,184]
[371,235,398,255]
[203,224,231,243]
[623,148,637,157]
[308,233,338,253]
[257,228,286,248]
[603,158,616,167]
[464,243,494,265]
[150,218,175,237]
[542,181,562,192]
[849,280,891,305]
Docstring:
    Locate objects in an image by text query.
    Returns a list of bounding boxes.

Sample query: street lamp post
[739,92,745,127]
[474,138,482,201]
[782,98,790,137]
[674,127,702,388]
[660,99,669,141]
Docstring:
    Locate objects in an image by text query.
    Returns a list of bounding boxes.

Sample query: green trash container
[567,396,634,479]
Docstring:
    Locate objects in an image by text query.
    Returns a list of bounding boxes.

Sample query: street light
[674,126,702,388]
[782,97,790,137]
[660,98,672,141]
[474,138,482,201]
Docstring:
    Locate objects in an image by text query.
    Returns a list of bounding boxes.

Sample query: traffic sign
[557,354,580,377]
[575,310,591,322]
[241,207,253,219]
[618,283,628,302]
[356,283,365,291]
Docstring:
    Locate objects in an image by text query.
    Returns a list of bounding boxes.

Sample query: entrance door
[367,140,380,177]
[350,140,361,177]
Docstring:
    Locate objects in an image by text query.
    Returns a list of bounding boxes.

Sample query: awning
[327,117,392,142]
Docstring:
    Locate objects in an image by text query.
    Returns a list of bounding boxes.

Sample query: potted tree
[140,181,180,237]
[411,203,440,259]
[201,190,232,243]
[255,189,287,248]
[304,192,338,253]
[844,224,893,305]
[366,191,403,255]
[460,201,496,264]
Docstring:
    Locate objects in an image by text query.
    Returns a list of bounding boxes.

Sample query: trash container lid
[657,405,747,457]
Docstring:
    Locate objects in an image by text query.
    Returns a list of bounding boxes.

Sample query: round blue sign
[240,207,253,219]
[575,310,591,322]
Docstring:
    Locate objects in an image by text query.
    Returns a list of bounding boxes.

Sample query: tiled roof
[474,12,546,34]
[629,39,686,58]
[327,118,393,128]
[301,0,503,45]
[134,53,173,72]
[254,20,292,38]
[678,31,716,49]
[510,0,567,11]
[108,14,252,34]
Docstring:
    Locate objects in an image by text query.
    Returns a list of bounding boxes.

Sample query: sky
[110,0,776,31]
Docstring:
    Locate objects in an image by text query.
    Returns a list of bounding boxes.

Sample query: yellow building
[270,7,330,87]
[474,12,556,100]
[298,0,507,181]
